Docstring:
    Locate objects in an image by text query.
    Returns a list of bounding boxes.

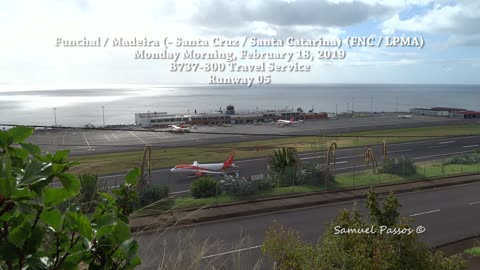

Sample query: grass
[465,247,480,256]
[335,161,480,188]
[70,124,480,175]
[138,160,480,211]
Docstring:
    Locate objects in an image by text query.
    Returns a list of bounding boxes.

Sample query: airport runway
[98,135,480,194]
[27,114,476,156]
[135,181,480,269]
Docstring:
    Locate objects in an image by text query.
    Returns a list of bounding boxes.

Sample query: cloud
[382,1,480,46]
[192,0,396,27]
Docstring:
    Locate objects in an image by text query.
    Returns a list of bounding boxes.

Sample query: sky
[0,0,479,89]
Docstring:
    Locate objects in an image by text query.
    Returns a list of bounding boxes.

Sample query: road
[98,135,480,194]
[134,181,480,269]
[28,114,475,155]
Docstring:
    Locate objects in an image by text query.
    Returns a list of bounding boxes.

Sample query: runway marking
[468,201,480,205]
[409,209,440,217]
[111,132,120,141]
[104,133,112,142]
[201,245,263,259]
[428,146,442,149]
[462,144,479,148]
[129,131,148,144]
[83,134,93,150]
[170,190,190,195]
[439,141,456,144]
[390,149,412,153]
[412,150,477,160]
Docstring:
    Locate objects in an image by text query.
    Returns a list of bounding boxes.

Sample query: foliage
[262,188,466,270]
[138,184,169,207]
[381,155,417,176]
[365,147,379,173]
[191,176,217,198]
[303,163,335,187]
[221,177,257,197]
[268,147,303,187]
[78,174,102,213]
[445,152,480,165]
[0,126,141,269]
[257,177,275,192]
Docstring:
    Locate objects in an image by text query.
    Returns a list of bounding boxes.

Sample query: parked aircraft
[170,153,238,177]
[277,116,304,126]
[168,124,190,133]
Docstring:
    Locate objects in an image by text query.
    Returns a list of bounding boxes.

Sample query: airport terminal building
[135,106,328,128]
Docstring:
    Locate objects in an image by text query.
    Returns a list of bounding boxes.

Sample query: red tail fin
[222,153,235,169]
[290,116,295,122]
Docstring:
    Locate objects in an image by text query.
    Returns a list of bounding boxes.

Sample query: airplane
[277,116,304,126]
[170,153,238,177]
[168,124,190,133]
[398,114,413,119]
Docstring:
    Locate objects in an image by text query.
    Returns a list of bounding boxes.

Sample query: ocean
[1,84,479,127]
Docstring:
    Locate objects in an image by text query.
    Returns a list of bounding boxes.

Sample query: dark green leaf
[0,241,17,261]
[53,149,70,162]
[40,208,63,231]
[15,201,36,214]
[125,168,140,185]
[0,130,12,148]
[112,220,130,243]
[11,187,34,200]
[24,226,45,255]
[10,147,29,160]
[20,142,41,157]
[7,220,31,248]
[0,155,12,179]
[96,224,115,239]
[43,187,73,206]
[0,176,15,197]
[59,173,80,194]
[95,213,117,227]
[7,126,34,143]
[65,212,93,241]
[18,159,51,185]
[120,239,139,260]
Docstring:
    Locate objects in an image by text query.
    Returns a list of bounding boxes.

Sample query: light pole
[370,96,373,113]
[102,106,105,127]
[352,97,355,113]
[53,108,57,126]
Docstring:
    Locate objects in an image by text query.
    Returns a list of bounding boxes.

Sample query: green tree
[262,188,466,270]
[268,147,302,186]
[191,176,217,198]
[0,126,141,269]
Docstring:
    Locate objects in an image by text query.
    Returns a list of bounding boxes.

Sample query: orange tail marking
[290,116,295,122]
[222,153,235,169]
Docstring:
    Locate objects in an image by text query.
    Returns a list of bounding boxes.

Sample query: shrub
[191,176,217,198]
[445,152,480,165]
[381,156,417,176]
[78,174,101,213]
[138,184,169,207]
[268,147,303,186]
[258,177,275,191]
[222,177,257,197]
[303,164,335,187]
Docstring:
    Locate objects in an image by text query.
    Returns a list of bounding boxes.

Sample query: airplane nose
[170,168,176,172]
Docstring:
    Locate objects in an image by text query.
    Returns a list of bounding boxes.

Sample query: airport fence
[81,149,480,210]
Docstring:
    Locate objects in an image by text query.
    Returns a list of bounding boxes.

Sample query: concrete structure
[410,107,480,119]
[410,108,450,117]
[450,111,480,119]
[135,107,328,128]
